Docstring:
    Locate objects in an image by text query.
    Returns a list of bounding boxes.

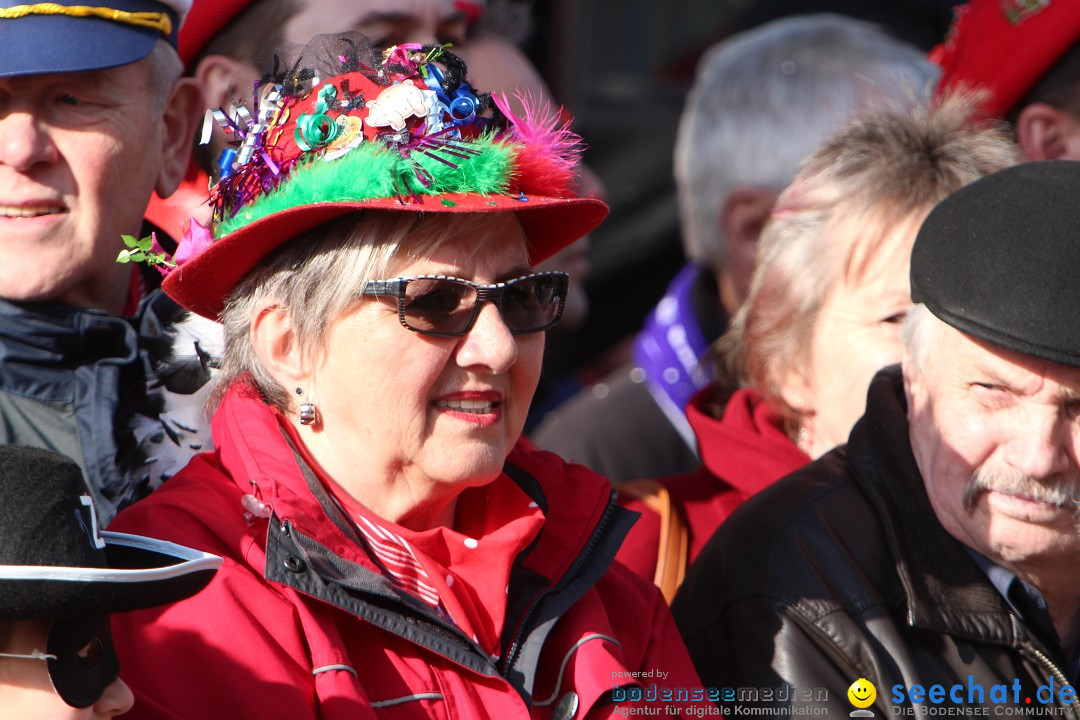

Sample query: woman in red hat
[109,34,706,719]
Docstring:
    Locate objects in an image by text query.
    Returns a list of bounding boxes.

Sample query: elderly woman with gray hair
[621,94,1023,592]
[107,35,707,720]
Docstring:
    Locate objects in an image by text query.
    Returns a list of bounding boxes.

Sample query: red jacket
[618,386,809,578]
[110,383,710,719]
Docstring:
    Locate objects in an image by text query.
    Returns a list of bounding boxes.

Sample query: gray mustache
[963,468,1080,514]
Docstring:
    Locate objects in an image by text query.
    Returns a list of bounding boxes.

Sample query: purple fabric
[631,263,712,448]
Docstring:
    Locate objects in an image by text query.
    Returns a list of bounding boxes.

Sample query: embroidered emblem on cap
[0,3,173,35]
[1002,0,1051,24]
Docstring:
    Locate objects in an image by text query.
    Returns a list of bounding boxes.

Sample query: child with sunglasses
[0,445,221,718]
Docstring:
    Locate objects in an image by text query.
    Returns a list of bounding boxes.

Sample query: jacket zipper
[500,487,619,678]
[281,452,504,672]
[277,518,499,674]
[1020,642,1080,718]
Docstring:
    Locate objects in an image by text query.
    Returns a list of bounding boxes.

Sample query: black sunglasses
[0,615,119,708]
[361,271,569,338]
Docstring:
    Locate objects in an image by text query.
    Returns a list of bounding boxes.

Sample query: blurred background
[518,0,957,380]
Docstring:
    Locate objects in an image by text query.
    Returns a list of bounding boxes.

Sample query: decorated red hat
[931,0,1080,118]
[177,0,254,68]
[157,34,607,320]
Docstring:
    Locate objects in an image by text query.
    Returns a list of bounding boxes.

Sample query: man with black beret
[673,161,1080,716]
[0,1,208,523]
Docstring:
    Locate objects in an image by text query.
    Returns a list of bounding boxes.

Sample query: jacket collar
[688,386,809,498]
[0,292,201,522]
[211,382,372,565]
[0,297,140,401]
[210,383,636,692]
[848,365,1021,646]
[212,384,625,583]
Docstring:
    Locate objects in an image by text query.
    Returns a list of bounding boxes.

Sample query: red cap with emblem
[931,0,1080,118]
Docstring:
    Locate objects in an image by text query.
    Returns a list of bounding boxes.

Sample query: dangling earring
[296,386,317,426]
[794,397,811,455]
[797,424,811,455]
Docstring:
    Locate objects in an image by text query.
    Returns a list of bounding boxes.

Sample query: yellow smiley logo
[848,678,877,709]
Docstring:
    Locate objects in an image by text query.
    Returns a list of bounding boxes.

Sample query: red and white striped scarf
[351,513,442,608]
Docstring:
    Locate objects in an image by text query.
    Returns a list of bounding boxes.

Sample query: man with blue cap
[0,1,207,523]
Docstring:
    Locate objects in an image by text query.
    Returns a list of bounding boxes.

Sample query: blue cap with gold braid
[0,0,190,76]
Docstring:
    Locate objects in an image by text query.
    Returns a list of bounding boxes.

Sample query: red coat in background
[144,166,211,243]
[109,383,710,719]
[618,386,810,581]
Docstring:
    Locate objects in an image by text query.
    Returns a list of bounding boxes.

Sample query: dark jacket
[532,369,700,481]
[0,290,213,523]
[531,265,727,482]
[110,383,709,719]
[672,366,1080,718]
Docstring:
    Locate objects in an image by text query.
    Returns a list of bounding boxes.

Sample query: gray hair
[193,0,299,70]
[214,211,525,412]
[674,13,938,273]
[901,303,943,376]
[721,91,1022,436]
[146,39,184,110]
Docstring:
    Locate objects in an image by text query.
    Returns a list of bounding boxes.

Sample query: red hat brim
[163,192,608,320]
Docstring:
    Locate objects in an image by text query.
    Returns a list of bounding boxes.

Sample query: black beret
[911,160,1080,367]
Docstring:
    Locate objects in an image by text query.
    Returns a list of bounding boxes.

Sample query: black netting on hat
[263,32,500,122]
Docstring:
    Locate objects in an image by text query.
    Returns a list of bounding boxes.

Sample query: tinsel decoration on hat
[203,33,581,236]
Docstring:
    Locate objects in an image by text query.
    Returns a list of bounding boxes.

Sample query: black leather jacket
[672,366,1080,719]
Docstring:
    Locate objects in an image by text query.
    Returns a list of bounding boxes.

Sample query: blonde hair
[720,92,1021,436]
[214,211,524,412]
